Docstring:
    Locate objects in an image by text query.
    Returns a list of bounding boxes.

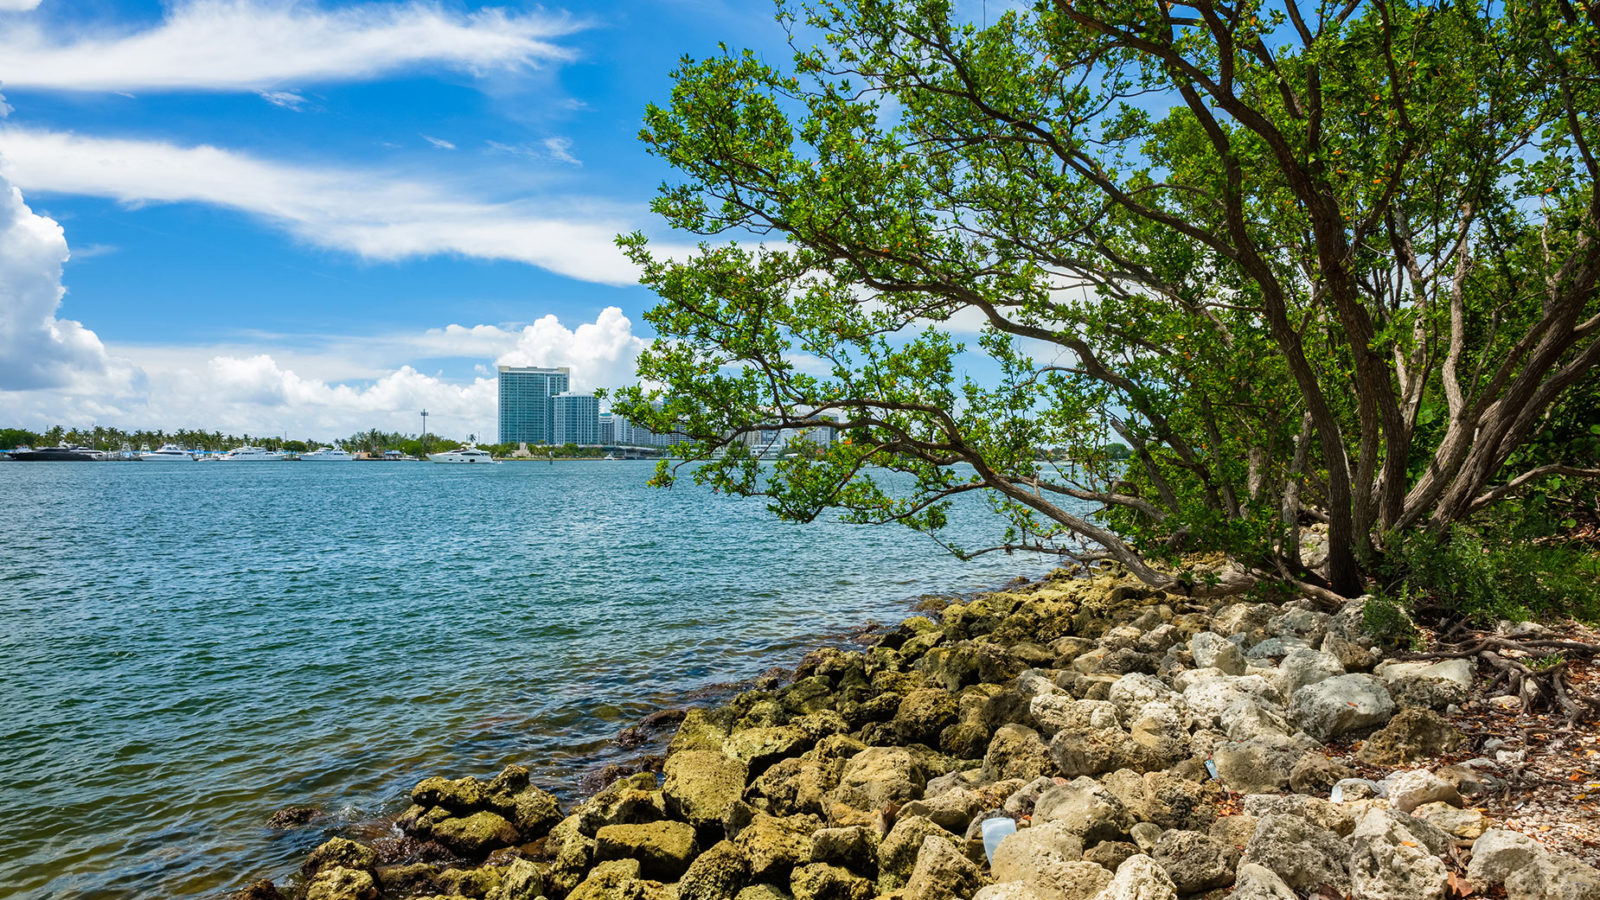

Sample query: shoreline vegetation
[245,545,1600,900]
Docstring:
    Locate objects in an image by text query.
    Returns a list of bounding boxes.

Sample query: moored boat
[217,446,286,462]
[8,445,103,461]
[427,445,498,464]
[300,446,354,462]
[140,443,195,462]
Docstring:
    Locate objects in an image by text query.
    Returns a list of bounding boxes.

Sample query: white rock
[975,884,1050,900]
[1090,854,1178,900]
[1504,853,1600,900]
[1275,648,1346,697]
[1384,770,1461,813]
[1348,808,1450,900]
[1468,828,1547,889]
[1190,632,1246,675]
[1108,673,1182,721]
[1288,674,1394,741]
[1230,863,1297,900]
[1184,675,1282,730]
[1375,658,1475,689]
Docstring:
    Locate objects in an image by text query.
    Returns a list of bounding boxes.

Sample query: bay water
[0,461,1062,899]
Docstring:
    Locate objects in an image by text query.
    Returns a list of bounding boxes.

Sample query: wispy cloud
[0,0,585,93]
[0,127,698,285]
[543,136,580,165]
[421,134,455,150]
[0,0,44,11]
[258,89,308,110]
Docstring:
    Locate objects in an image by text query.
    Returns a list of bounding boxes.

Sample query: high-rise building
[599,413,615,445]
[553,391,600,445]
[498,366,570,444]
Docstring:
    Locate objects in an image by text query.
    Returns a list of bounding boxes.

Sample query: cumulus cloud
[0,163,128,392]
[0,0,581,92]
[0,127,695,285]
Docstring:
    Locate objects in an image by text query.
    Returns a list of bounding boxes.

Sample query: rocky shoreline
[253,563,1600,900]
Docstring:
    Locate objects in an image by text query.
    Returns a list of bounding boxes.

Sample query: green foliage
[1375,529,1600,625]
[1362,588,1422,651]
[617,0,1600,597]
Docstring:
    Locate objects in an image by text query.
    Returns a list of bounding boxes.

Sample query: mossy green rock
[892,688,960,745]
[791,862,875,900]
[595,820,700,880]
[670,708,734,754]
[431,811,521,857]
[413,776,489,813]
[573,774,667,835]
[302,838,377,878]
[565,859,641,900]
[487,858,545,900]
[876,815,958,890]
[734,813,817,882]
[736,886,794,900]
[749,756,841,818]
[376,863,439,895]
[677,838,749,900]
[828,747,924,827]
[727,725,811,769]
[431,865,502,899]
[305,866,379,900]
[663,750,749,827]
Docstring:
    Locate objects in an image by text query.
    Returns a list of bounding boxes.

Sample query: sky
[0,0,837,442]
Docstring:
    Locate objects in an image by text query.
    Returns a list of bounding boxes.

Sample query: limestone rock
[1468,829,1546,889]
[1289,753,1353,795]
[1150,830,1232,893]
[1321,632,1377,671]
[432,811,521,857]
[1230,863,1297,900]
[809,826,877,874]
[984,724,1054,782]
[1358,709,1466,765]
[1288,674,1394,741]
[1504,853,1600,900]
[1384,769,1462,813]
[595,821,699,881]
[1241,813,1350,894]
[1107,674,1181,722]
[727,726,810,771]
[902,834,983,900]
[1038,699,1127,777]
[1034,777,1133,844]
[992,821,1099,899]
[1082,841,1138,873]
[303,838,377,878]
[1190,632,1247,676]
[490,858,546,900]
[1375,658,1475,689]
[734,885,793,900]
[899,787,983,834]
[878,815,958,890]
[572,774,667,835]
[734,814,817,883]
[1211,738,1297,794]
[894,689,961,745]
[1089,854,1177,900]
[750,756,840,818]
[664,750,750,828]
[974,884,1050,900]
[791,862,874,900]
[413,776,489,813]
[828,747,924,825]
[1412,801,1489,839]
[1183,675,1281,731]
[1274,648,1345,698]
[305,867,379,900]
[1348,808,1449,900]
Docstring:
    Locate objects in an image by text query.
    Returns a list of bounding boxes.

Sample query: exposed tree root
[1394,633,1600,729]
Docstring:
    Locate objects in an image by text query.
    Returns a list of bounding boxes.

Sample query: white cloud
[0,163,129,393]
[0,126,695,285]
[543,136,580,165]
[0,0,581,92]
[258,89,307,109]
[421,134,455,150]
[0,0,43,11]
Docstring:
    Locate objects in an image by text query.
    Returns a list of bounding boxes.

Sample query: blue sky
[0,0,851,439]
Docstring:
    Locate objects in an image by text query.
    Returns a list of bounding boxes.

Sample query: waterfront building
[498,366,570,444]
[599,413,615,444]
[553,392,601,445]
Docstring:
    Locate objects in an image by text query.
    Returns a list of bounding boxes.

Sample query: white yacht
[300,446,354,462]
[140,443,194,462]
[217,446,286,462]
[428,445,498,465]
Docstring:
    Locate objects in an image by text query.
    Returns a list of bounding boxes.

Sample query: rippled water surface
[0,461,1060,899]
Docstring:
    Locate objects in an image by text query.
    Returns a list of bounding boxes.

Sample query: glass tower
[497,366,570,444]
[553,392,601,445]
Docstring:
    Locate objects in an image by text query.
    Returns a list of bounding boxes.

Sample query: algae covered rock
[574,773,667,835]
[877,814,959,889]
[595,820,699,880]
[413,775,489,813]
[303,838,377,878]
[432,810,522,857]
[750,756,841,818]
[305,866,380,900]
[894,689,961,745]
[676,839,749,900]
[983,724,1054,782]
[810,825,877,874]
[790,862,874,900]
[488,858,545,900]
[734,813,817,883]
[663,749,749,827]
